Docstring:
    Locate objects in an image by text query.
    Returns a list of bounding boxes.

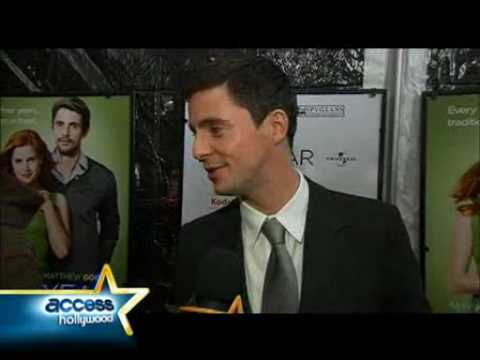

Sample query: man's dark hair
[183,56,298,149]
[51,97,91,133]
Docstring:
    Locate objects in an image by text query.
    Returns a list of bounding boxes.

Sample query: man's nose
[192,133,212,162]
[58,126,68,137]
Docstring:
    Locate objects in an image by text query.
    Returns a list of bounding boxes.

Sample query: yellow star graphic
[0,264,149,336]
[178,295,244,314]
[93,264,150,336]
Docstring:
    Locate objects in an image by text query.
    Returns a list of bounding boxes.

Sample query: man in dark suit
[175,56,430,313]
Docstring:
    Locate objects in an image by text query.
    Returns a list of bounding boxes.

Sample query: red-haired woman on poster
[0,129,70,276]
[449,161,480,311]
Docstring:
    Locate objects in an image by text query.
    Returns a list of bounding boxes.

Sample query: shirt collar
[240,169,309,248]
[274,169,309,244]
[52,147,88,183]
[240,200,268,249]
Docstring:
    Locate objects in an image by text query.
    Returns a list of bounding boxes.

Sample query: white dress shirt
[51,148,89,185]
[240,169,309,313]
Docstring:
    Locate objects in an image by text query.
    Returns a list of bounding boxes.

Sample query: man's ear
[267,109,289,145]
[82,128,89,139]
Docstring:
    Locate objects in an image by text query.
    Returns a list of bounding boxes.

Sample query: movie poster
[181,90,386,225]
[423,92,480,313]
[294,91,385,199]
[0,95,132,289]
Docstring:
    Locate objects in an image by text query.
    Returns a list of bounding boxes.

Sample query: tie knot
[262,218,285,246]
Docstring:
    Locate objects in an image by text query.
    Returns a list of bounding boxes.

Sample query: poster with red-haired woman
[0,95,132,290]
[422,91,480,313]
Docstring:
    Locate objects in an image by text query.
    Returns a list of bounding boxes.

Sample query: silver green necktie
[261,218,299,313]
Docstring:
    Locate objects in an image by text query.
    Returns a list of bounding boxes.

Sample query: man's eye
[210,127,224,136]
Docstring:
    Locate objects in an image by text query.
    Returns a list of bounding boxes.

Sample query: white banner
[181,91,386,225]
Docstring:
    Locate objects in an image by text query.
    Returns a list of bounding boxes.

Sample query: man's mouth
[205,165,226,173]
[204,165,226,180]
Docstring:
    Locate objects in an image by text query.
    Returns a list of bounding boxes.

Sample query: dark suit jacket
[174,178,430,313]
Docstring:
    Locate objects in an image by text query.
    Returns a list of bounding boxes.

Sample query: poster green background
[0,96,131,286]
[425,94,479,312]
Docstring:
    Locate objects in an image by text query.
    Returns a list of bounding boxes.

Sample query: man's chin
[214,190,234,196]
[212,184,236,196]
[57,146,78,156]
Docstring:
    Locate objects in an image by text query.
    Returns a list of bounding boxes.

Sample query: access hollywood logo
[44,296,116,327]
[325,151,357,167]
[0,265,148,344]
[36,264,146,336]
[298,104,345,118]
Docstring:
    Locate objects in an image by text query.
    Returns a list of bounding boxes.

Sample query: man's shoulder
[330,188,393,212]
[180,199,240,234]
[85,157,116,180]
[307,178,396,220]
[177,200,240,258]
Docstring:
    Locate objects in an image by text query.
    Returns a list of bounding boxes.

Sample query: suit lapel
[211,199,252,313]
[299,179,347,313]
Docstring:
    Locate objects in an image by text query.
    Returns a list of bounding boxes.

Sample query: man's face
[53,108,86,155]
[11,145,42,186]
[188,84,273,197]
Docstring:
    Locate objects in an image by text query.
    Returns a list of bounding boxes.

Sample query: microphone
[179,248,244,314]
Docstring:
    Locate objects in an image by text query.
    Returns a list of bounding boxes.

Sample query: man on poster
[50,97,120,276]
